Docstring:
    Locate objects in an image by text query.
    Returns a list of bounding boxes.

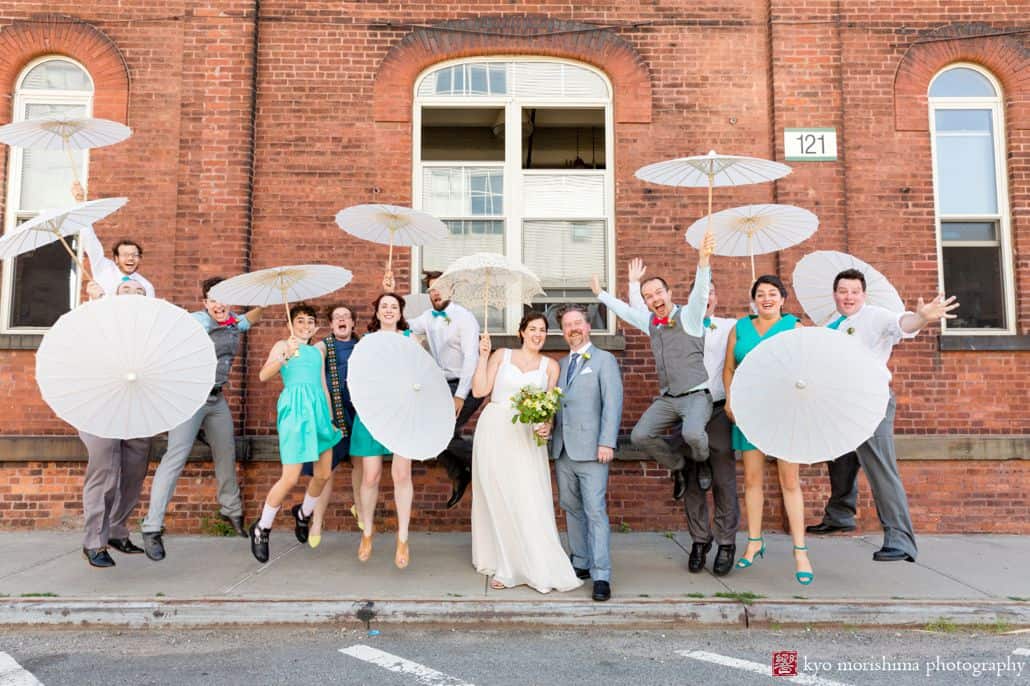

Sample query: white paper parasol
[685,203,818,281]
[335,204,448,274]
[431,252,544,333]
[729,327,890,464]
[635,150,792,240]
[792,251,906,326]
[209,264,352,338]
[0,117,132,192]
[0,197,128,282]
[36,295,217,439]
[347,331,456,460]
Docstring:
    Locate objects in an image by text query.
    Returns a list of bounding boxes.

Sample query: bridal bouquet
[511,385,564,446]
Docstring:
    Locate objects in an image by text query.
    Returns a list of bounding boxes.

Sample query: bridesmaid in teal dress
[352,292,416,570]
[248,303,342,563]
[723,275,814,585]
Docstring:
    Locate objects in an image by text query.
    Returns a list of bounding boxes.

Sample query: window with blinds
[414,59,614,333]
[928,65,1015,333]
[2,57,93,331]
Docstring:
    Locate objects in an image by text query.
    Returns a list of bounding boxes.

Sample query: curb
[2,598,1028,629]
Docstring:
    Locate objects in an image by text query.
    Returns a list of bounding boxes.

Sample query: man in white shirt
[806,268,958,563]
[408,271,482,508]
[80,226,156,299]
[629,263,739,575]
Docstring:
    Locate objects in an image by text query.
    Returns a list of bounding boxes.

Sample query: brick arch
[0,14,130,123]
[373,15,652,124]
[894,24,1029,131]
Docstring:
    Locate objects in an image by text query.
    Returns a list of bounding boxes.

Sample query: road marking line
[678,650,852,686]
[1013,648,1030,656]
[0,652,44,686]
[340,645,473,686]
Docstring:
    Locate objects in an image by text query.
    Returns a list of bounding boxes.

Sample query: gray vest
[209,325,243,388]
[647,306,708,396]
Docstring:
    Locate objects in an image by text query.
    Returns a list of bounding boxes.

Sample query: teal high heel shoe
[735,537,766,569]
[794,545,814,585]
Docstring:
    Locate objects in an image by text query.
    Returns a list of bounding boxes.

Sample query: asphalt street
[1,626,1027,686]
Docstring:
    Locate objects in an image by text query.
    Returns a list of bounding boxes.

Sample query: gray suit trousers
[682,403,739,546]
[80,432,151,549]
[556,452,611,582]
[630,391,713,470]
[820,395,917,558]
[142,395,242,533]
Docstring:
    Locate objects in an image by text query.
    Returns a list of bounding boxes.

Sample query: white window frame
[928,62,1015,335]
[2,55,94,334]
[412,56,616,334]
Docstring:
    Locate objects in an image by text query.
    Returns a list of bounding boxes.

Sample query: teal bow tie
[431,310,448,318]
[121,276,132,282]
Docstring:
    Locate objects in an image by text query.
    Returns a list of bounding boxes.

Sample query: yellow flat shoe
[308,534,321,549]
[350,504,364,532]
[395,539,410,569]
[358,535,373,562]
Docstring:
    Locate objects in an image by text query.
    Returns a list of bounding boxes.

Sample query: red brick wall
[0,2,1026,531]
[2,458,1027,535]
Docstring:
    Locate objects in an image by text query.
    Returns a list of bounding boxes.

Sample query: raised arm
[243,306,264,326]
[898,293,959,334]
[259,338,297,382]
[627,258,648,312]
[678,231,715,336]
[471,336,503,399]
[592,274,652,334]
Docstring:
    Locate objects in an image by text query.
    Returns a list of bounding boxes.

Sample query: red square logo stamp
[772,651,799,676]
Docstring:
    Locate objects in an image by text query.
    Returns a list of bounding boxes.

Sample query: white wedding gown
[471,349,583,593]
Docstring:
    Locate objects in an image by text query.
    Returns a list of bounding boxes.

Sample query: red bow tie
[216,314,238,327]
[652,315,670,327]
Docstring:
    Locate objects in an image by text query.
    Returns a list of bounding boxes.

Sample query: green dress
[349,329,411,457]
[277,344,342,464]
[730,314,799,452]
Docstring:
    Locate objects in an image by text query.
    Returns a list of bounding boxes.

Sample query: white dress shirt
[80,224,156,298]
[826,304,918,377]
[408,301,480,399]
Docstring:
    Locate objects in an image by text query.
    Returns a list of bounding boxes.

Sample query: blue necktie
[431,309,448,319]
[827,314,847,330]
[566,353,580,386]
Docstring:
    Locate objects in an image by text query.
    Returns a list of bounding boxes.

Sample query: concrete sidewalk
[1,531,1027,628]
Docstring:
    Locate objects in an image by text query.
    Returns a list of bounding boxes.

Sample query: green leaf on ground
[201,516,236,537]
[685,592,706,598]
[20,592,58,597]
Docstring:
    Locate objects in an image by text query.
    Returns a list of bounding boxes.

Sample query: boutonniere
[846,327,855,335]
[581,352,591,362]
[708,321,717,330]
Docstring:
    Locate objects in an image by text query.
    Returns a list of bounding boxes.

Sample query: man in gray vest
[141,277,263,560]
[592,232,715,499]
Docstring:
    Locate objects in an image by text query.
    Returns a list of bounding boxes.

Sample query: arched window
[2,56,94,331]
[928,64,1013,333]
[413,58,614,333]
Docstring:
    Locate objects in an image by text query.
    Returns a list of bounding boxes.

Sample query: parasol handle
[50,229,95,286]
[748,234,756,283]
[281,286,300,359]
[64,140,84,196]
[483,271,490,335]
[705,171,714,234]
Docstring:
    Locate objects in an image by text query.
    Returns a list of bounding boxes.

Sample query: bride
[470,312,582,593]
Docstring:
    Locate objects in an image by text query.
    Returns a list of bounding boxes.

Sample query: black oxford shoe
[872,547,915,562]
[574,566,591,580]
[446,473,471,510]
[142,531,165,561]
[688,541,712,573]
[592,580,611,602]
[107,537,144,554]
[221,514,247,538]
[83,547,115,568]
[713,544,736,577]
[696,460,713,492]
[672,469,686,500]
[806,522,856,535]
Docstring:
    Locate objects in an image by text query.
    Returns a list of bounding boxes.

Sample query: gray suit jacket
[550,345,623,462]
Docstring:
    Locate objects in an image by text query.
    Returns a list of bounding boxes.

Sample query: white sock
[258,503,279,530]
[301,494,319,518]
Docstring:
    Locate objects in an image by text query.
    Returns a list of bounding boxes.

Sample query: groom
[547,305,623,602]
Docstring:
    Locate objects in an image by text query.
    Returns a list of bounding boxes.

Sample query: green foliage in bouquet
[510,385,564,446]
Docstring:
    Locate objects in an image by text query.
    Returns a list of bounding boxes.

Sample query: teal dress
[277,344,342,464]
[730,314,799,451]
[350,329,411,458]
